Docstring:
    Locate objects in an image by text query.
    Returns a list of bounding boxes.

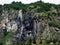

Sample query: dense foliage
[0,1,60,13]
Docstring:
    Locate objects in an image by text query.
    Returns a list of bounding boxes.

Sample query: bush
[48,21,60,29]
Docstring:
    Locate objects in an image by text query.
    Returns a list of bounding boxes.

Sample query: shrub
[48,21,60,29]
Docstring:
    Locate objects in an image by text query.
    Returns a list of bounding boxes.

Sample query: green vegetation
[4,1,28,13]
[48,21,60,29]
[0,1,59,13]
[0,32,13,45]
[39,39,60,45]
[25,37,32,45]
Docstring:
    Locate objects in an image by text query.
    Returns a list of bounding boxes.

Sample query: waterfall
[18,10,24,37]
[18,10,23,21]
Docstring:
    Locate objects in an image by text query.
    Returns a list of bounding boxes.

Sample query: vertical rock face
[1,9,44,38]
[2,9,20,32]
[1,7,60,44]
[13,10,24,42]
[1,8,43,43]
[23,13,35,38]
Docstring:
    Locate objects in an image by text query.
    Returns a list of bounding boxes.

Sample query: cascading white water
[18,10,23,20]
[18,10,24,37]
